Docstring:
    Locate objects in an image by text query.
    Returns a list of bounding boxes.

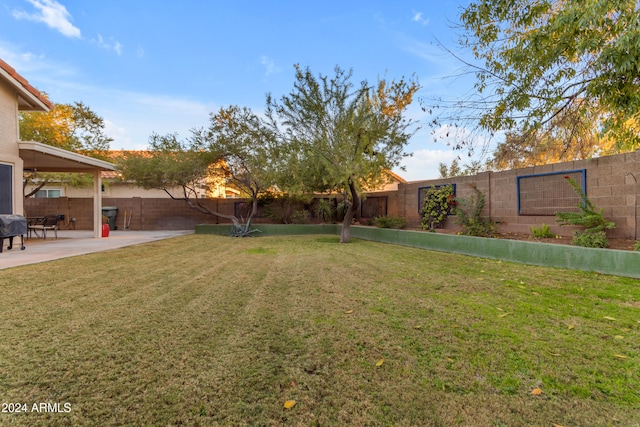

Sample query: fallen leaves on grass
[603,316,617,321]
[531,388,542,395]
[344,310,353,314]
[498,312,512,318]
[283,400,296,409]
[568,324,575,330]
[376,358,385,367]
[613,354,628,359]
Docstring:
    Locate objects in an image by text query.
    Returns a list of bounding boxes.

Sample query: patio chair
[28,214,59,240]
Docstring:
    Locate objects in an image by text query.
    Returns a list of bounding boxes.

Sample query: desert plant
[555,176,615,247]
[336,200,349,222]
[229,217,260,237]
[374,216,407,229]
[571,230,609,248]
[420,185,455,231]
[453,186,495,237]
[530,224,555,238]
[314,198,335,222]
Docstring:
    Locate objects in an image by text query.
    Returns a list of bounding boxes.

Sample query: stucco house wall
[0,77,24,215]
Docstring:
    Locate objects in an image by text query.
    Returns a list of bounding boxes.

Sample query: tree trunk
[340,179,360,243]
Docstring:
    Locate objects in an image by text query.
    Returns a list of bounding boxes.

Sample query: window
[517,170,585,215]
[34,189,62,198]
[0,163,12,214]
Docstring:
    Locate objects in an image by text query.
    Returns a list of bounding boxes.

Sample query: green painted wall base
[195,224,639,279]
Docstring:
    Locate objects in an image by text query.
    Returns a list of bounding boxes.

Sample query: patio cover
[19,141,116,238]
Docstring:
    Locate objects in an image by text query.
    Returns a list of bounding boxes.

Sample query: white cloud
[412,11,430,26]
[91,34,123,55]
[395,148,458,181]
[13,0,81,38]
[136,46,145,59]
[0,39,81,82]
[260,55,281,77]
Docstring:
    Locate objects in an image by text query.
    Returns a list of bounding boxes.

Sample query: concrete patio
[0,229,193,270]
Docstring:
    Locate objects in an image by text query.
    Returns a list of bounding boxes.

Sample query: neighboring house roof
[0,58,54,111]
[385,169,406,184]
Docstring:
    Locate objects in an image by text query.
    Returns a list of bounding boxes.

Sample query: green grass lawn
[1,234,639,426]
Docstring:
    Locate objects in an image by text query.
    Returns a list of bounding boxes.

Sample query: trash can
[102,206,118,230]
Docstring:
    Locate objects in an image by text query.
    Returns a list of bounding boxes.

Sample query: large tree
[20,101,113,197]
[431,0,640,155]
[266,65,419,243]
[192,105,280,223]
[20,101,112,155]
[488,99,621,169]
[118,106,278,234]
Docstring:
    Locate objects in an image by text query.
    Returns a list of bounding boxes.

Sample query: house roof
[0,58,54,111]
[385,169,406,183]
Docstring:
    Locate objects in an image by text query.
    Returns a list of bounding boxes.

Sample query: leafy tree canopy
[118,106,279,231]
[20,100,113,197]
[488,102,619,170]
[266,65,419,242]
[193,105,280,202]
[431,0,640,154]
[20,101,112,157]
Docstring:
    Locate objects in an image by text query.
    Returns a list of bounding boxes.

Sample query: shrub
[374,216,407,229]
[314,198,335,222]
[336,200,349,222]
[361,217,375,226]
[261,193,310,224]
[530,224,555,238]
[420,185,455,231]
[572,230,609,248]
[555,176,615,248]
[291,210,311,224]
[453,186,495,237]
[634,241,640,251]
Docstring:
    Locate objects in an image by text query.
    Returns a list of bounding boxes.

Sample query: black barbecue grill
[0,214,27,253]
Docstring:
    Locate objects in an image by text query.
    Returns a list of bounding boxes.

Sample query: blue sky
[0,0,484,181]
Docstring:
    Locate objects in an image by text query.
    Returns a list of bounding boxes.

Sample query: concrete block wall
[25,197,243,231]
[400,150,639,239]
[23,150,639,239]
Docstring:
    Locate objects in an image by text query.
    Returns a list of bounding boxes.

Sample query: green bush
[261,193,310,224]
[555,176,615,233]
[555,176,615,248]
[361,217,375,226]
[572,230,609,248]
[453,186,495,237]
[291,210,311,224]
[374,216,407,229]
[314,198,335,222]
[420,185,455,231]
[633,241,640,251]
[530,224,555,238]
[336,200,349,222]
